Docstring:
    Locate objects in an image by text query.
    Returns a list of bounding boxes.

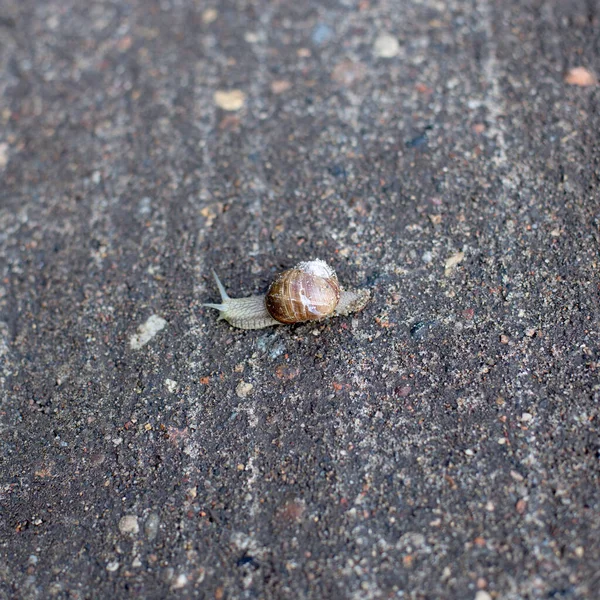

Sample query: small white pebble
[138,196,152,215]
[236,381,254,398]
[0,143,9,168]
[119,515,139,535]
[373,33,400,58]
[106,561,120,572]
[145,513,160,540]
[510,470,525,482]
[464,449,474,456]
[475,592,492,600]
[521,412,533,422]
[244,31,260,44]
[130,315,167,350]
[172,573,188,589]
[445,251,465,274]
[165,378,178,393]
[202,8,218,24]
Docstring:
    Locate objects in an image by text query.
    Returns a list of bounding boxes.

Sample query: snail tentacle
[202,270,231,316]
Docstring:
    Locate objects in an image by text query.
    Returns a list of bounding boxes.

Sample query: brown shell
[265,267,340,324]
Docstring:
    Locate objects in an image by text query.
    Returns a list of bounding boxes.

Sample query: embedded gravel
[1,1,599,599]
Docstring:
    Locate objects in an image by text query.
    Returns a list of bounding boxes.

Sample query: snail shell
[265,260,340,323]
[203,259,370,330]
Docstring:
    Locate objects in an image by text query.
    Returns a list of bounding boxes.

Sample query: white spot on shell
[295,259,336,280]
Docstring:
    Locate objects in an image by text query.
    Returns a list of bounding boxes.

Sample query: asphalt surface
[1,1,599,599]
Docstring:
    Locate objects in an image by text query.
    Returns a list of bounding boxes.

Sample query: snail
[203,259,370,329]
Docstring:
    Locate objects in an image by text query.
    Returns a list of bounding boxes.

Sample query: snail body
[204,259,370,330]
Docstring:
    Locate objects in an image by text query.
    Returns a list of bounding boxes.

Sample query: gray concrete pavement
[1,1,599,598]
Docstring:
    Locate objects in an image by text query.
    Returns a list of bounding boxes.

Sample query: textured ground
[1,1,599,599]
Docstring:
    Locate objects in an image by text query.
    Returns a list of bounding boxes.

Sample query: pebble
[165,378,178,393]
[331,60,367,86]
[213,90,246,111]
[244,32,260,44]
[106,561,119,572]
[129,315,167,350]
[172,573,188,589]
[312,23,333,45]
[271,80,292,95]
[407,132,428,148]
[145,513,160,540]
[394,385,411,397]
[410,320,437,340]
[277,499,306,522]
[118,515,139,535]
[236,381,254,398]
[565,67,596,87]
[0,143,9,168]
[444,251,464,274]
[202,9,218,24]
[138,196,152,215]
[510,470,524,482]
[373,33,400,58]
[475,592,492,600]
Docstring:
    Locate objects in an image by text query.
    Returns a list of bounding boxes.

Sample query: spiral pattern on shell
[265,260,341,324]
